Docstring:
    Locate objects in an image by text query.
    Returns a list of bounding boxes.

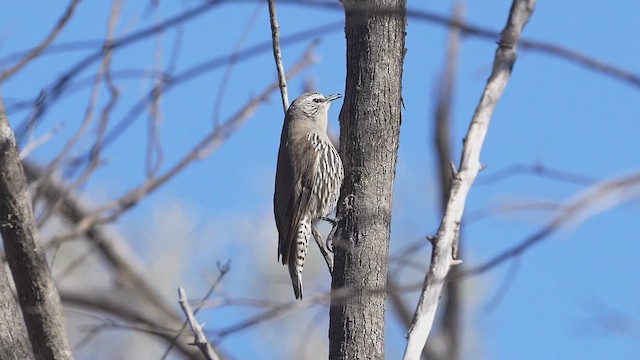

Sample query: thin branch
[0,0,80,83]
[23,162,182,324]
[479,162,598,186]
[178,288,220,360]
[16,1,223,136]
[212,2,264,126]
[19,123,63,159]
[268,0,290,111]
[463,171,640,277]
[402,1,537,359]
[44,43,317,251]
[161,261,230,360]
[296,0,640,89]
[68,22,336,166]
[387,276,440,360]
[61,290,204,359]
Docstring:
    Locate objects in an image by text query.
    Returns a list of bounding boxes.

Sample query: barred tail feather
[288,261,303,300]
[288,215,310,300]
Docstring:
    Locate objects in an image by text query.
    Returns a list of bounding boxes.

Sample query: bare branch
[479,162,597,186]
[433,5,463,360]
[178,288,220,360]
[464,171,640,276]
[0,97,72,359]
[66,22,335,165]
[268,0,290,111]
[212,3,264,126]
[19,123,63,159]
[403,1,537,359]
[162,261,230,360]
[298,1,640,89]
[61,290,204,359]
[0,0,80,83]
[23,161,181,324]
[44,43,318,248]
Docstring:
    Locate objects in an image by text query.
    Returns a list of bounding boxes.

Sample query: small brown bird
[274,92,343,300]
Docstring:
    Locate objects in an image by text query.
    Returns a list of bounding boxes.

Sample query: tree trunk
[0,98,72,359]
[0,262,33,359]
[329,1,406,359]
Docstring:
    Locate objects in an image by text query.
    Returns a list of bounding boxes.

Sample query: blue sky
[1,0,639,359]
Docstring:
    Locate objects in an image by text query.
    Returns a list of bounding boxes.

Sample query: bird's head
[287,92,342,130]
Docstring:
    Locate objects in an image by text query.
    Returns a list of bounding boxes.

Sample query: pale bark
[402,1,537,359]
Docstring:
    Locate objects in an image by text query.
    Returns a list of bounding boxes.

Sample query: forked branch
[402,1,537,359]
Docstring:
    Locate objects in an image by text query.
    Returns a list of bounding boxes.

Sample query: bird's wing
[277,134,319,265]
[274,132,294,263]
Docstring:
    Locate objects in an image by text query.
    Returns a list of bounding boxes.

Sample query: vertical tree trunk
[0,262,33,359]
[329,1,406,359]
[0,98,72,359]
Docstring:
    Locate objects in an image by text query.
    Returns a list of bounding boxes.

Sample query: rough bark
[0,98,72,359]
[329,1,406,359]
[0,262,33,360]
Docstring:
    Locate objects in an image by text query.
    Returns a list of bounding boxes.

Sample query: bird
[274,91,344,300]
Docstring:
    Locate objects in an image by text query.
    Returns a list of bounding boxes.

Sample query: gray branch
[402,1,537,359]
[268,0,290,111]
[0,97,72,359]
[178,288,219,360]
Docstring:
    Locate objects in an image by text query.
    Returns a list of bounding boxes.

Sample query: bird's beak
[324,93,342,103]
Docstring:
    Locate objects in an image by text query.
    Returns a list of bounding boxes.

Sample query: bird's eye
[313,98,322,103]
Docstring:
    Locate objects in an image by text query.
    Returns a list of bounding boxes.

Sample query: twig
[61,290,204,359]
[178,288,220,360]
[161,261,230,360]
[402,1,537,359]
[301,1,640,90]
[212,2,264,126]
[463,171,640,276]
[68,22,334,166]
[479,162,598,185]
[268,0,290,111]
[44,43,318,249]
[23,161,181,324]
[0,0,80,83]
[19,123,63,159]
[17,1,223,136]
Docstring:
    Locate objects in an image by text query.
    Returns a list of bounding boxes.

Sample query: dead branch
[212,3,264,126]
[61,290,205,359]
[402,1,537,359]
[178,288,220,360]
[433,5,463,360]
[463,171,640,276]
[23,161,181,323]
[162,261,230,359]
[44,43,318,249]
[0,0,80,83]
[301,1,640,89]
[268,0,290,111]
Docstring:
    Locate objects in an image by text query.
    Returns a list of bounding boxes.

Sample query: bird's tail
[288,216,311,300]
[288,260,303,300]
